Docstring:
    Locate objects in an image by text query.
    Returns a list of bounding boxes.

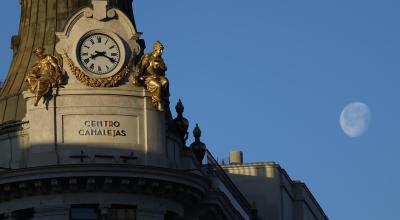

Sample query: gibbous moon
[340,102,371,137]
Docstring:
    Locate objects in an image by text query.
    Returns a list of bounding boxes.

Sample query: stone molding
[0,164,209,205]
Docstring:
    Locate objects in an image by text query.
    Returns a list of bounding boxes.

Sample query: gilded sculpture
[132,41,169,111]
[26,47,64,106]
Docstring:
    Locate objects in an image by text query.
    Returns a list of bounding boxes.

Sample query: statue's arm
[161,60,167,72]
[134,55,149,77]
[48,57,64,85]
[30,64,40,74]
[27,64,40,79]
[48,57,62,74]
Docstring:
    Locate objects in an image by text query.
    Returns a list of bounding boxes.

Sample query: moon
[340,102,371,137]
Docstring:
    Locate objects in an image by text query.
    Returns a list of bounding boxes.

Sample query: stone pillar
[137,207,166,220]
[33,206,69,220]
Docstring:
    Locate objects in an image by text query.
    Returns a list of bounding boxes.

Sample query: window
[70,205,98,220]
[12,209,34,220]
[164,212,180,220]
[108,206,136,220]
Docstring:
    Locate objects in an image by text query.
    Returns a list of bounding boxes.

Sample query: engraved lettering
[79,120,127,137]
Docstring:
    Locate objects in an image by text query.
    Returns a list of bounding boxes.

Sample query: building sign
[78,120,127,137]
[62,114,140,145]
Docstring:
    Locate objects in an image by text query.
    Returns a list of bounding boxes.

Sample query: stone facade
[223,162,328,220]
[0,1,256,219]
[0,1,327,219]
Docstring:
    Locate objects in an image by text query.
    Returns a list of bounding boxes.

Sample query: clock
[55,6,140,87]
[77,33,122,76]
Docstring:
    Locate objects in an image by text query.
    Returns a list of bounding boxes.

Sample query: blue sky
[1,1,400,219]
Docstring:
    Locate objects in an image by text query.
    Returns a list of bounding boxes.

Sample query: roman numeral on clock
[79,34,121,74]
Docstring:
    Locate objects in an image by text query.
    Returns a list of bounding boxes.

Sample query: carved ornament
[63,53,133,87]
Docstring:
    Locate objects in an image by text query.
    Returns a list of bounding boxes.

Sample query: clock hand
[90,51,116,63]
[90,52,101,59]
[90,51,105,58]
[101,54,117,63]
[95,50,106,55]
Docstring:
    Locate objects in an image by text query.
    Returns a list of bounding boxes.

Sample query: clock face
[78,33,121,75]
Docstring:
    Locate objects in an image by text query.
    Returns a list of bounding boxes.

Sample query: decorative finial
[193,124,201,139]
[174,99,189,144]
[91,0,116,20]
[190,124,206,163]
[175,99,184,115]
[11,35,20,55]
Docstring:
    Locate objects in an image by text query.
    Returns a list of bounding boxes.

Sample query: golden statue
[132,41,169,111]
[26,47,64,106]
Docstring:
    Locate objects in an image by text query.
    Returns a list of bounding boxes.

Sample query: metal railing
[205,150,257,219]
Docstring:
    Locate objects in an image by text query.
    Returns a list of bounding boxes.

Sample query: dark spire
[189,124,207,163]
[173,99,189,144]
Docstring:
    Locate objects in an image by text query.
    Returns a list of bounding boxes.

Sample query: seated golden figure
[132,41,169,111]
[26,47,64,106]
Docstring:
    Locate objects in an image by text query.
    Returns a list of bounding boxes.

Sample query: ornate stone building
[0,1,327,220]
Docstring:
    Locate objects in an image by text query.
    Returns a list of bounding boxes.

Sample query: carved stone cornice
[0,164,209,205]
[0,120,28,135]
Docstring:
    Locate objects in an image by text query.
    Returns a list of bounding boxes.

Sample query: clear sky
[1,1,399,219]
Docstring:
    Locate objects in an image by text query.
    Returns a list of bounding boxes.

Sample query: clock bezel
[75,30,127,79]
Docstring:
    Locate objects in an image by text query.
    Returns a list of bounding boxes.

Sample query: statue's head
[33,47,45,58]
[152,41,164,57]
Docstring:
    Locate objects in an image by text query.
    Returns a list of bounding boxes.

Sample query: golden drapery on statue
[26,47,64,106]
[131,41,169,111]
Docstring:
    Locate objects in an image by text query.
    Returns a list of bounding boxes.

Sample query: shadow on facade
[1,142,172,170]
